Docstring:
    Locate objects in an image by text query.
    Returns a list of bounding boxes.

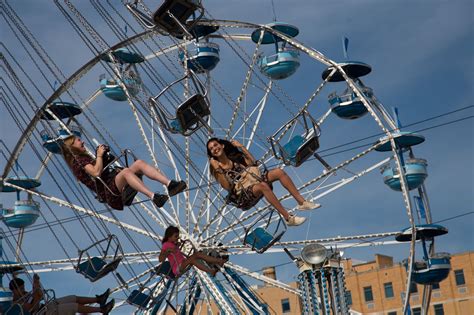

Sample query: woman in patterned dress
[61,135,186,210]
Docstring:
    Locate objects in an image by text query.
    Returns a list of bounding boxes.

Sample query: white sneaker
[297,200,321,211]
[286,215,306,226]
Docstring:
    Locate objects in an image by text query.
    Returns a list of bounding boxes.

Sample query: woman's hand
[230,139,243,148]
[96,144,107,158]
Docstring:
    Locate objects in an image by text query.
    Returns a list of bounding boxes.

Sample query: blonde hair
[61,135,91,168]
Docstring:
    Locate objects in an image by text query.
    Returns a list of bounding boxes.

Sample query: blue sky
[1,0,473,312]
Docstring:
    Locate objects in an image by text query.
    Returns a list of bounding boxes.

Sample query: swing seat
[5,303,28,315]
[280,135,319,167]
[244,227,284,253]
[2,200,40,229]
[258,49,300,80]
[122,184,139,207]
[179,42,220,73]
[243,210,286,253]
[152,0,201,36]
[176,94,210,131]
[165,94,210,135]
[127,290,151,308]
[155,261,177,279]
[76,256,122,282]
[381,158,428,192]
[100,77,141,102]
[225,192,264,211]
[412,254,451,285]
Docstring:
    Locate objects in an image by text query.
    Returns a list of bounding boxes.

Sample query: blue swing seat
[280,135,319,167]
[381,158,428,191]
[243,212,287,254]
[127,290,152,308]
[179,42,220,73]
[2,200,40,229]
[76,256,122,282]
[100,77,141,102]
[412,254,451,285]
[258,49,300,80]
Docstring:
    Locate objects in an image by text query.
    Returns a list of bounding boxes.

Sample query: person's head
[9,278,25,295]
[61,135,89,167]
[163,225,179,244]
[206,138,247,175]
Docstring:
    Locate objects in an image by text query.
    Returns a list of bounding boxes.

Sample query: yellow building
[166,251,473,314]
[343,251,473,315]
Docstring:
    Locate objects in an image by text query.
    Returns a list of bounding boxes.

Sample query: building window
[433,304,444,315]
[388,312,397,315]
[432,282,440,290]
[281,298,291,313]
[454,269,465,286]
[384,282,394,298]
[412,307,421,315]
[364,286,374,302]
[345,290,353,306]
[410,282,418,294]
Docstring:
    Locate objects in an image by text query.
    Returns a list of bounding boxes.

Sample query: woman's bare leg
[267,168,305,205]
[128,160,170,185]
[252,182,290,220]
[76,305,102,313]
[192,252,226,266]
[115,169,154,198]
[181,256,216,274]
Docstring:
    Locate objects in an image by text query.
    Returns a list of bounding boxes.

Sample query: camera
[97,144,116,166]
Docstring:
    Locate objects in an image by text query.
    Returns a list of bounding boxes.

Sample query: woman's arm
[159,246,174,262]
[83,145,106,177]
[210,159,232,191]
[231,140,256,165]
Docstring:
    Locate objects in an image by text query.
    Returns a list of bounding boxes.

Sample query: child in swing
[159,226,227,277]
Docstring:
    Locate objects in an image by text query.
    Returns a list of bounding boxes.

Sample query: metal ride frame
[1,1,437,313]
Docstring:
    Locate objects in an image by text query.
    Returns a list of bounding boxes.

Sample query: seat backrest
[245,227,274,251]
[152,0,199,34]
[156,261,177,279]
[176,94,210,131]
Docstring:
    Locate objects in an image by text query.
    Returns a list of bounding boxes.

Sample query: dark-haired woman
[61,135,186,210]
[206,138,320,226]
[159,226,227,277]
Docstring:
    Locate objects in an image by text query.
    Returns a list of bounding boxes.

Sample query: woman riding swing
[206,138,321,226]
[61,135,186,210]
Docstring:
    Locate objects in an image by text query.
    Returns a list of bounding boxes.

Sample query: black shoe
[101,298,115,315]
[152,193,169,207]
[96,288,110,308]
[167,180,187,196]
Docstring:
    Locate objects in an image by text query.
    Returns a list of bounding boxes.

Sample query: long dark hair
[162,225,179,243]
[206,138,248,177]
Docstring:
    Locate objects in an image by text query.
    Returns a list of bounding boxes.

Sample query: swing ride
[1,0,455,314]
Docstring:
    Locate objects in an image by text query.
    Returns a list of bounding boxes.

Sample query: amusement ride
[0,0,453,314]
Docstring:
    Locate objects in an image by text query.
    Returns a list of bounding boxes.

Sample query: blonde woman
[61,135,186,210]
